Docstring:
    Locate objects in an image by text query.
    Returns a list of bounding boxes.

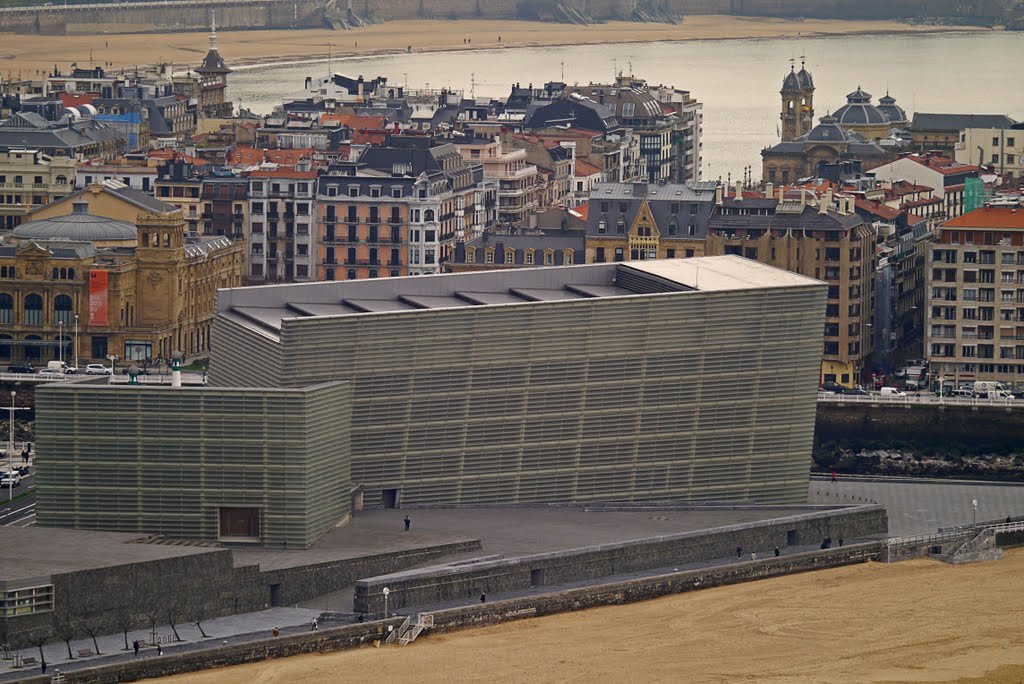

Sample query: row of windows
[0,293,73,325]
[596,216,696,236]
[465,249,572,266]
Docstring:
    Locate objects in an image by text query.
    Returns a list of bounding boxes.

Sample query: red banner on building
[89,270,109,326]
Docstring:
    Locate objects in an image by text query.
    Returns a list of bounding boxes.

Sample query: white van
[880,387,906,397]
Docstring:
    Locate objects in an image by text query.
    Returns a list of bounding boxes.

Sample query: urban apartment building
[458,134,540,225]
[248,168,318,283]
[585,181,718,263]
[0,148,76,231]
[210,256,826,507]
[955,125,1024,179]
[927,204,1024,388]
[317,140,488,279]
[706,187,876,387]
[870,153,982,219]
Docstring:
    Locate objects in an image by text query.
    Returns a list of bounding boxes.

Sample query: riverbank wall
[9,542,883,684]
[0,0,1011,36]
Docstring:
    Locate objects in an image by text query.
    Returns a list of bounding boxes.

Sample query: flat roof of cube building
[217,256,821,335]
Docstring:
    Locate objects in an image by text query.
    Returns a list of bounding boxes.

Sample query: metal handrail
[385,616,410,644]
[818,394,1019,408]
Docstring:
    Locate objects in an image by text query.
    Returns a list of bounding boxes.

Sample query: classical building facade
[0,186,242,365]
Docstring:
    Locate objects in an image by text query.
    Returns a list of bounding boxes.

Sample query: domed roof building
[877,93,909,127]
[762,113,890,185]
[12,201,137,248]
[832,87,892,140]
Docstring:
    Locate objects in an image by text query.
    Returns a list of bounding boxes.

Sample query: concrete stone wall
[816,402,1024,454]
[10,543,882,684]
[5,550,266,649]
[260,539,483,606]
[353,506,887,612]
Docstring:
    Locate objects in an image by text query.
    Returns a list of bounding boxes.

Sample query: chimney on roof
[734,181,743,201]
[820,188,832,215]
[765,182,774,200]
[715,184,723,206]
[778,186,785,202]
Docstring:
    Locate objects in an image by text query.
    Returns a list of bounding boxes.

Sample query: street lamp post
[107,354,118,382]
[74,314,79,371]
[972,499,978,527]
[58,320,63,368]
[382,587,389,621]
[5,391,29,500]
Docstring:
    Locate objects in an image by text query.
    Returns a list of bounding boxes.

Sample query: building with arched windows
[0,183,242,366]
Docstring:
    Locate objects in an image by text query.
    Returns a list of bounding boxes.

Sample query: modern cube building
[211,255,826,506]
[35,380,351,549]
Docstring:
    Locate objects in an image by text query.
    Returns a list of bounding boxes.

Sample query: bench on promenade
[21,656,37,666]
[77,648,94,657]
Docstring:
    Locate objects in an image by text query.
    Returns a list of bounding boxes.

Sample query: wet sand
[158,548,1024,684]
[0,16,987,79]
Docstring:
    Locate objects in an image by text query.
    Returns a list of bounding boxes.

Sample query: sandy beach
[0,16,987,79]
[156,548,1024,684]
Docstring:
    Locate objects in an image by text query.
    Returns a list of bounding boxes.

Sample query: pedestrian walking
[132,640,139,656]
[831,470,837,483]
[480,592,486,603]
[838,538,844,547]
[311,617,318,631]
[40,660,46,674]
[774,546,780,557]
[735,546,742,558]
[156,643,162,656]
[272,627,280,637]
[750,552,756,561]
[404,515,411,532]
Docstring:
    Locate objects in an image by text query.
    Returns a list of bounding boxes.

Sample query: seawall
[0,0,1010,35]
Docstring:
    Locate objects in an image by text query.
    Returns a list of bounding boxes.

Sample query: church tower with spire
[194,10,233,118]
[780,58,814,142]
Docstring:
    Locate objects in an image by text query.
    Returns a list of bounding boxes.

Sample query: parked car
[0,472,21,488]
[6,362,33,374]
[880,387,906,397]
[47,360,76,374]
[37,368,64,376]
[951,389,975,398]
[845,388,871,397]
[85,364,111,375]
[821,381,846,394]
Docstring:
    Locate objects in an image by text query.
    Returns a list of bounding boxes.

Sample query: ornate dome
[805,114,853,143]
[833,86,887,126]
[877,93,908,125]
[13,201,137,242]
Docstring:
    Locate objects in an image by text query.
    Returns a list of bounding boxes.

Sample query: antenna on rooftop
[470,73,476,99]
[561,61,564,82]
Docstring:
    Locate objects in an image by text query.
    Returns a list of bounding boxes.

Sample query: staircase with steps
[386,613,434,646]
[948,520,1024,558]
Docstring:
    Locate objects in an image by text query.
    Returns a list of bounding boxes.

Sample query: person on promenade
[831,470,837,483]
[404,515,411,532]
[133,640,139,656]
[156,643,162,656]
[750,552,756,561]
[480,592,487,603]
[311,618,318,631]
[736,546,742,558]
[272,627,280,637]
[774,546,780,557]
